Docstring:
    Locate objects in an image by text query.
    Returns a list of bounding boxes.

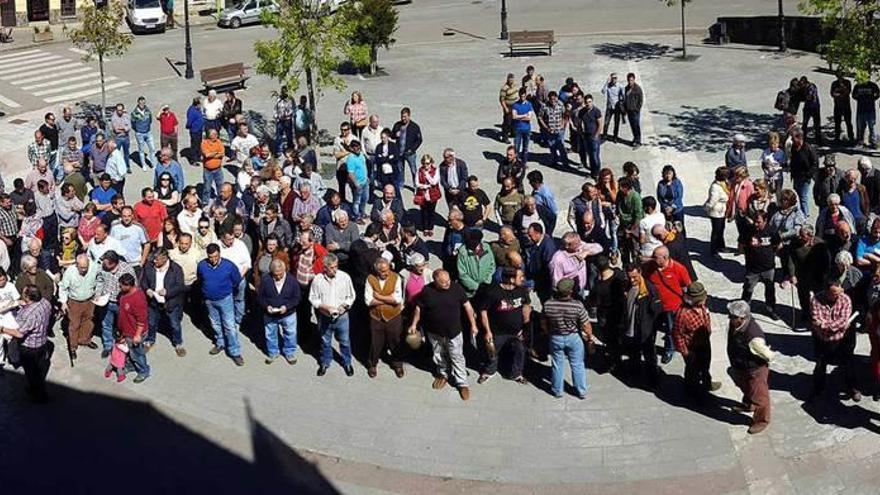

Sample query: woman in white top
[761,131,787,199]
[704,166,731,260]
[237,159,256,194]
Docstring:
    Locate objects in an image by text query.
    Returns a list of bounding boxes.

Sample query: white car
[126,0,166,34]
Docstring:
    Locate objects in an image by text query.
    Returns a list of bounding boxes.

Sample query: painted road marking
[12,67,93,86]
[0,94,21,108]
[44,81,131,103]
[32,77,119,96]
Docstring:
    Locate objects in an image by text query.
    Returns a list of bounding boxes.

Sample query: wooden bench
[508,30,555,56]
[200,62,249,91]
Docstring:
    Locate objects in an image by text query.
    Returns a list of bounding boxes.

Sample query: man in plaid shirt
[673,281,720,395]
[27,130,52,167]
[0,284,53,402]
[810,278,860,401]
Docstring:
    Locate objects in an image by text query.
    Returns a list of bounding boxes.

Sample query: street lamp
[778,0,786,52]
[184,0,194,79]
[500,0,508,40]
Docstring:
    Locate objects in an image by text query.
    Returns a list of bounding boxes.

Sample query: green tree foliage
[800,0,880,81]
[67,1,132,119]
[340,0,399,74]
[255,0,358,116]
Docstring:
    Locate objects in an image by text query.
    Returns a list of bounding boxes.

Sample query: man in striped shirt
[542,278,592,399]
[1,284,53,402]
[539,91,568,167]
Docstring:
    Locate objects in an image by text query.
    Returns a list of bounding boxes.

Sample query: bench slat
[508,30,555,56]
[200,62,247,89]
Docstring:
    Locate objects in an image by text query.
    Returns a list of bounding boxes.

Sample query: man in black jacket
[440,148,468,208]
[623,72,644,147]
[259,259,302,365]
[391,107,422,190]
[622,263,662,387]
[141,248,186,356]
[788,128,819,216]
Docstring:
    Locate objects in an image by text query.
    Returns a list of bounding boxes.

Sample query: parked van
[126,0,166,34]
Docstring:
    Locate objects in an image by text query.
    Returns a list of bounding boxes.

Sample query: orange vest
[367,273,402,321]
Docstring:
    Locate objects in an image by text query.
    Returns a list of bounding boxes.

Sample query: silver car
[217,0,279,29]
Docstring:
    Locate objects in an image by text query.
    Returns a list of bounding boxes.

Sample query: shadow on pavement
[592,42,674,61]
[0,373,340,494]
[650,105,777,153]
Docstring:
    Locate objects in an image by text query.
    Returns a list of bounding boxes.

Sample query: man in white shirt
[104,140,127,195]
[0,268,20,367]
[110,206,149,268]
[230,123,259,164]
[203,89,224,134]
[308,253,356,377]
[88,223,124,262]
[639,196,666,260]
[177,196,203,236]
[364,257,405,378]
[219,229,252,326]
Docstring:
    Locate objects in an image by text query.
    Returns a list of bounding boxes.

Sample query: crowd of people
[2,62,880,439]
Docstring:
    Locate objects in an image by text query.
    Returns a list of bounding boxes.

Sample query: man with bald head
[408,269,479,401]
[644,245,692,364]
[59,253,99,359]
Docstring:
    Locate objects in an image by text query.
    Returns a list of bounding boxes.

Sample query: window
[60,0,76,17]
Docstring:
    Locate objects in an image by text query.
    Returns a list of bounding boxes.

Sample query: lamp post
[184,0,194,79]
[778,0,786,52]
[500,0,508,40]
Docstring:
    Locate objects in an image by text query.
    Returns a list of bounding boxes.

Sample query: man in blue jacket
[131,96,155,171]
[186,97,205,167]
[197,243,244,366]
[259,259,301,364]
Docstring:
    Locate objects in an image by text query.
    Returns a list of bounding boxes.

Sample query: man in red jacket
[644,245,692,364]
[118,273,150,383]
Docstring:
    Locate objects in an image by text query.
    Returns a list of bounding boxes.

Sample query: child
[104,338,129,383]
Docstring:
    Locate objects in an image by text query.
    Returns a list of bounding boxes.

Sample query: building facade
[1,0,90,27]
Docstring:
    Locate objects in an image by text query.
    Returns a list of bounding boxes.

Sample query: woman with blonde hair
[344,91,368,139]
[761,131,786,196]
[704,166,730,260]
[414,154,441,237]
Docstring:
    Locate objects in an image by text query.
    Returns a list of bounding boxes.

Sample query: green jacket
[617,190,644,229]
[456,242,496,297]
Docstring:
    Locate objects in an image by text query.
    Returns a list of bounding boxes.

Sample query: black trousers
[501,110,513,139]
[813,331,858,393]
[802,107,823,143]
[625,335,658,382]
[709,217,726,255]
[833,104,854,141]
[603,105,622,138]
[684,332,712,392]
[20,342,52,401]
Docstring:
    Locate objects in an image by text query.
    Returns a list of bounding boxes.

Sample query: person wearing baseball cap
[672,282,720,396]
[541,277,592,399]
[727,300,774,434]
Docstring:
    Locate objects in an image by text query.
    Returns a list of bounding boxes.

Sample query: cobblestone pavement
[3,31,880,494]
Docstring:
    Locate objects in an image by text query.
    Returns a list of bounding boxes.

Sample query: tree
[340,0,399,75]
[661,0,692,59]
[67,1,132,121]
[255,0,358,117]
[800,0,880,81]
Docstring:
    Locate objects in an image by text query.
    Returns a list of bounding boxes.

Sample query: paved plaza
[2,1,880,494]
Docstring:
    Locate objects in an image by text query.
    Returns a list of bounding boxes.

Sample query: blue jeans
[147,304,184,347]
[401,152,418,188]
[582,135,602,176]
[661,311,675,357]
[135,131,156,168]
[101,302,119,352]
[794,178,812,216]
[550,333,587,397]
[233,278,246,326]
[319,313,351,367]
[627,110,642,145]
[352,182,369,219]
[856,112,877,147]
[125,339,151,378]
[201,168,224,204]
[206,295,241,357]
[547,130,567,166]
[265,312,298,358]
[514,128,531,163]
[115,135,131,169]
[274,119,294,154]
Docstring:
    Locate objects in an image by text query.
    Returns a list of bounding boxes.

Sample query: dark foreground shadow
[650,105,778,153]
[0,373,340,494]
[593,42,674,61]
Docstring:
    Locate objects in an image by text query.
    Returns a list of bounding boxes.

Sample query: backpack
[774,90,790,112]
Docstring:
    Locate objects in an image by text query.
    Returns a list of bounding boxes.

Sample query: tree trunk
[305,65,317,137]
[777,0,786,52]
[369,44,377,75]
[98,52,106,123]
[680,1,687,59]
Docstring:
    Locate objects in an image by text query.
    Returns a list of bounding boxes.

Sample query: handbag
[428,185,441,203]
[355,118,368,128]
[413,190,425,206]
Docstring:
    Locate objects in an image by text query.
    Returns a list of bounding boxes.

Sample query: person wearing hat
[810,277,860,401]
[672,281,720,396]
[456,228,495,299]
[157,104,179,160]
[726,300,774,434]
[542,277,592,399]
[94,249,137,358]
[725,134,747,169]
[813,154,843,210]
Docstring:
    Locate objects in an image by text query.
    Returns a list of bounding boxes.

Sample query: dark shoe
[747,422,768,435]
[317,365,328,376]
[344,365,355,377]
[458,386,470,401]
[84,341,99,350]
[661,351,674,364]
[101,349,110,359]
[513,375,528,385]
[708,381,722,392]
[766,309,781,321]
[133,374,149,384]
[394,366,405,378]
[69,350,77,360]
[849,389,862,402]
[432,376,447,389]
[284,355,297,365]
[477,373,495,384]
[175,346,187,357]
[232,356,244,367]
[208,345,224,355]
[265,355,279,365]
[367,367,377,378]
[873,393,880,402]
